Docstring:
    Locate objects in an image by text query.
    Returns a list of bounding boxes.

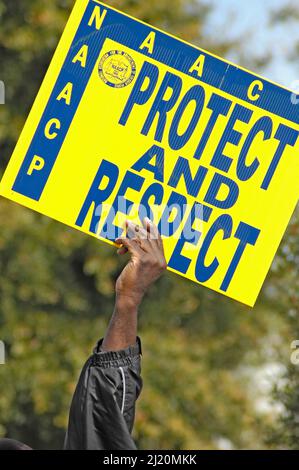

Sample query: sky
[202,0,299,91]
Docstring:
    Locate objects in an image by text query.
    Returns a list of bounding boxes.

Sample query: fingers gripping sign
[115,218,167,304]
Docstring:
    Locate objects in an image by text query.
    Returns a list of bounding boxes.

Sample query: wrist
[115,291,144,312]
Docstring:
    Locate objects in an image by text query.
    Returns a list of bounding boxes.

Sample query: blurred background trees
[0,0,298,449]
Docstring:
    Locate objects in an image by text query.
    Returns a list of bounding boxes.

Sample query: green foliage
[265,209,299,449]
[0,0,298,450]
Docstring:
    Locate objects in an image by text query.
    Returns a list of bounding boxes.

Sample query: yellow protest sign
[1,0,299,307]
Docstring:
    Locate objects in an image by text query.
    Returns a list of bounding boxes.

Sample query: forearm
[101,294,142,352]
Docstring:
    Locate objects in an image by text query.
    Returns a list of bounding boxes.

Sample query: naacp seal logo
[98,50,136,88]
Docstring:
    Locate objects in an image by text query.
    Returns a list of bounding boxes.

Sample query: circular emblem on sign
[98,50,136,88]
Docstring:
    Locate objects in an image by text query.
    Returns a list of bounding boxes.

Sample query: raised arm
[64,218,166,450]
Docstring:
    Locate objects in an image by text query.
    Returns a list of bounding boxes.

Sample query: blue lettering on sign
[100,171,145,240]
[76,159,119,234]
[220,222,260,291]
[236,116,273,181]
[12,2,109,201]
[168,203,212,274]
[139,183,164,221]
[210,104,253,173]
[119,61,160,127]
[132,144,165,182]
[141,71,183,142]
[193,93,232,160]
[195,214,233,283]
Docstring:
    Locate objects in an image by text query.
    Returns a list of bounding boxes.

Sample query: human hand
[115,218,167,307]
